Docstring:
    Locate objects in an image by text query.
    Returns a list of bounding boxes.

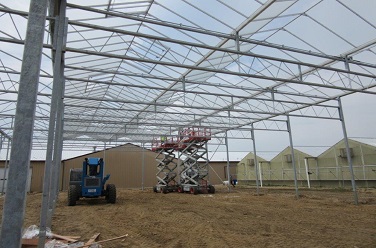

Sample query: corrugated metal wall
[0,144,243,192]
[61,144,237,190]
[0,161,44,192]
[206,161,237,184]
[62,144,157,190]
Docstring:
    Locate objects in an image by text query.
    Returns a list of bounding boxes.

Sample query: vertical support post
[47,17,67,228]
[286,115,299,199]
[1,138,11,194]
[344,56,352,88]
[182,76,186,106]
[39,0,67,245]
[250,123,259,195]
[271,88,275,112]
[235,32,240,72]
[103,142,106,175]
[258,162,263,188]
[338,97,358,205]
[224,131,231,192]
[304,158,311,188]
[0,1,48,246]
[298,64,303,82]
[177,149,181,185]
[141,142,145,190]
[46,100,65,228]
[205,142,210,183]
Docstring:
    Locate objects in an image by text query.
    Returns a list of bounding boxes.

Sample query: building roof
[270,146,315,162]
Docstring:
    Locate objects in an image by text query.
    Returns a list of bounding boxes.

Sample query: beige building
[2,143,238,192]
[62,144,237,191]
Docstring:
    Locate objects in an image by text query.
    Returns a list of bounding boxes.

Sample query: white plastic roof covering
[0,0,375,153]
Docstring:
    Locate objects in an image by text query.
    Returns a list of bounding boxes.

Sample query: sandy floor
[1,186,376,247]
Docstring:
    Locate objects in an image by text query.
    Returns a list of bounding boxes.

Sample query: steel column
[39,0,67,245]
[304,158,311,188]
[225,131,231,192]
[251,124,260,195]
[286,115,299,199]
[0,0,48,246]
[338,97,358,205]
[47,30,67,230]
[205,142,210,183]
[1,138,10,195]
[142,142,145,190]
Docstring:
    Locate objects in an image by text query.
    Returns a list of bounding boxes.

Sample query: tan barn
[0,160,44,193]
[2,143,238,192]
[61,144,237,191]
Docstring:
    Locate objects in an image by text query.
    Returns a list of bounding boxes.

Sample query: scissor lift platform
[152,137,180,193]
[177,127,215,194]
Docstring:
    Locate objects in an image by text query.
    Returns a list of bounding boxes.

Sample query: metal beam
[338,97,358,205]
[0,1,48,247]
[67,19,376,76]
[64,3,376,68]
[64,47,376,94]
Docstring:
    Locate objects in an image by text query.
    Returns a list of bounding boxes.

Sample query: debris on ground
[21,225,127,247]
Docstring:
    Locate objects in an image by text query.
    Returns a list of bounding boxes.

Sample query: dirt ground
[1,185,376,247]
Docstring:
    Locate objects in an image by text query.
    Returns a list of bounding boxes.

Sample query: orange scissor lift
[151,127,215,194]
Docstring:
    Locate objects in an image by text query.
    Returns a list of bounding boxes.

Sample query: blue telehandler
[68,157,116,206]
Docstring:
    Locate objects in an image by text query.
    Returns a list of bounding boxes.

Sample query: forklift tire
[68,185,77,206]
[208,185,215,194]
[190,187,198,195]
[162,187,168,194]
[76,187,80,200]
[177,186,184,193]
[107,184,116,204]
[153,186,158,193]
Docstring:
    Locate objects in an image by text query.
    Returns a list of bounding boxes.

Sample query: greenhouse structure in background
[236,138,376,188]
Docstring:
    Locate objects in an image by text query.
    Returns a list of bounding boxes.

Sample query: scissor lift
[176,127,215,194]
[152,137,179,193]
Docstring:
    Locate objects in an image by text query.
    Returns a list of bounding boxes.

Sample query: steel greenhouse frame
[0,0,375,246]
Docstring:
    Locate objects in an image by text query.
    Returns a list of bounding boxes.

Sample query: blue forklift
[68,157,116,206]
